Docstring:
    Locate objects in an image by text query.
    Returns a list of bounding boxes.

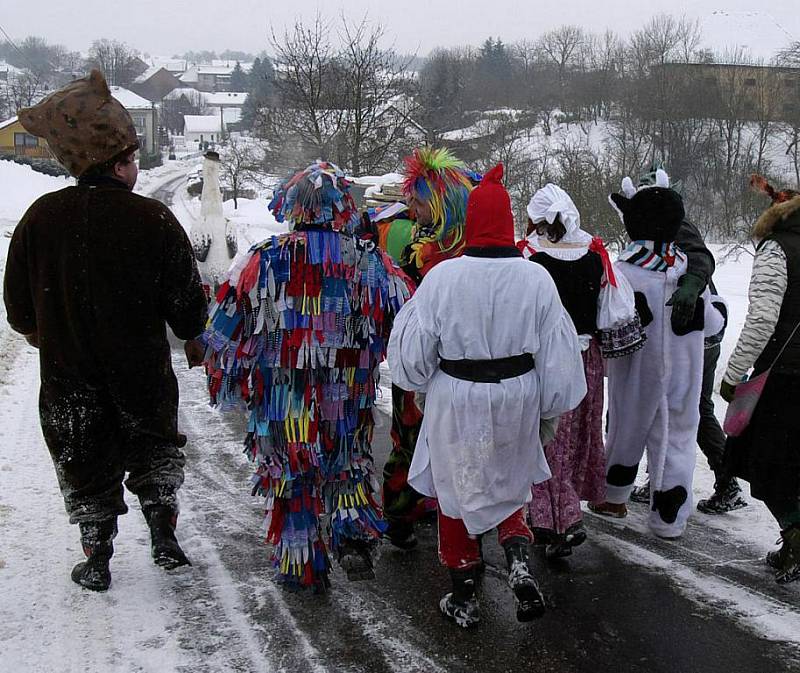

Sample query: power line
[0,22,27,62]
[0,22,58,73]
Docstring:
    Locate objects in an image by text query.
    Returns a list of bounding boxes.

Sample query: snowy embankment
[0,161,72,349]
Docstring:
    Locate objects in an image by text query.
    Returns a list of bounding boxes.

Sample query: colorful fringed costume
[381,148,474,544]
[203,162,413,590]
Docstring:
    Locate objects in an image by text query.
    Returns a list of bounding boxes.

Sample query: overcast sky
[1,0,798,57]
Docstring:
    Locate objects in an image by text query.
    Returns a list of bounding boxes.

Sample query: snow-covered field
[1,158,798,671]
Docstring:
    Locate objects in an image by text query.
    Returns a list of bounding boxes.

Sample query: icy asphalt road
[2,337,799,673]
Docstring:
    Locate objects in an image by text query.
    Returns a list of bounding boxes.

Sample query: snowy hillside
[0,160,71,222]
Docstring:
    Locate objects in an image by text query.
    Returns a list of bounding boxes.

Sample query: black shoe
[503,538,546,621]
[338,539,375,581]
[630,481,650,504]
[545,522,587,560]
[143,505,191,570]
[71,520,116,592]
[697,479,748,515]
[775,527,800,584]
[440,567,480,628]
[384,520,418,550]
[766,538,786,570]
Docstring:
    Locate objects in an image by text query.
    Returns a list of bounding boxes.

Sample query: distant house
[205,92,248,126]
[0,116,53,159]
[131,66,181,103]
[181,63,251,93]
[184,115,223,147]
[110,86,159,155]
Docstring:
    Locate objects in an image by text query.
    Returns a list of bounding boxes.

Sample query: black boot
[143,505,191,570]
[545,521,588,561]
[71,519,116,592]
[775,526,800,584]
[697,478,748,514]
[337,538,375,581]
[630,480,651,504]
[503,538,546,621]
[440,567,480,628]
[384,520,418,550]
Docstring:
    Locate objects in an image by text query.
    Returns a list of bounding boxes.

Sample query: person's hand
[24,332,39,349]
[184,338,205,368]
[666,273,705,332]
[720,380,737,403]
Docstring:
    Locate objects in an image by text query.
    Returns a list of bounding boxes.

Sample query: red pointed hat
[465,163,516,248]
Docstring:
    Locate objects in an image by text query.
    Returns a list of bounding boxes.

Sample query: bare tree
[337,16,416,174]
[537,25,586,106]
[219,136,265,209]
[5,69,49,110]
[87,39,141,86]
[267,14,343,167]
[161,90,209,135]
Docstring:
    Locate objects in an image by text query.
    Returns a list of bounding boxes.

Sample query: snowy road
[1,173,800,672]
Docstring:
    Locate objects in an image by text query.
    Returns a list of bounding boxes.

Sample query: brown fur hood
[753,195,800,239]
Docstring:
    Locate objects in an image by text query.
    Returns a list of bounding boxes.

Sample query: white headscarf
[526,184,592,246]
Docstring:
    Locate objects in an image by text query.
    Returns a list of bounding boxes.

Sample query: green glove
[667,273,705,333]
[720,380,737,403]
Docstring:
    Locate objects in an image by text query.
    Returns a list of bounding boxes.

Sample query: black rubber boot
[775,526,800,584]
[384,520,418,550]
[338,538,375,581]
[503,537,546,621]
[439,567,480,628]
[71,519,116,592]
[143,505,191,570]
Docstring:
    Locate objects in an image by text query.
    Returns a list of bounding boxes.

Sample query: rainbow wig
[403,147,473,238]
[268,160,358,232]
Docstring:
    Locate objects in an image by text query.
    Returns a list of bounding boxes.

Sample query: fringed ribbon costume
[203,162,413,589]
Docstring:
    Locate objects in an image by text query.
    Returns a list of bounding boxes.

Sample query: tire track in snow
[175,361,450,673]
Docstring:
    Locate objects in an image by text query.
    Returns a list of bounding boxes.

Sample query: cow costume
[594,171,724,538]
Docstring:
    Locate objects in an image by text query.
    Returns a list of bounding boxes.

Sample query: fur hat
[465,164,516,248]
[610,170,685,244]
[18,69,139,177]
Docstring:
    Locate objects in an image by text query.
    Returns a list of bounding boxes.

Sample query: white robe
[388,255,587,535]
[605,257,724,537]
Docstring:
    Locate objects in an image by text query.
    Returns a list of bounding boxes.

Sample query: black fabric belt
[439,354,535,383]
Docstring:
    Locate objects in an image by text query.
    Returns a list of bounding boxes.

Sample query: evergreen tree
[240,57,275,130]
[230,61,249,91]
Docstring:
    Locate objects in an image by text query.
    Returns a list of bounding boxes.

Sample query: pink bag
[723,320,800,437]
[723,370,770,437]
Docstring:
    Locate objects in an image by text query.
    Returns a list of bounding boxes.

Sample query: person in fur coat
[722,176,800,584]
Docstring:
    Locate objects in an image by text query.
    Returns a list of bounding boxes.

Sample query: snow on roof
[205,92,248,106]
[211,60,253,72]
[0,115,19,131]
[134,65,164,84]
[699,11,796,64]
[180,67,199,84]
[147,58,188,73]
[164,87,208,101]
[109,86,153,110]
[196,65,237,75]
[184,115,223,133]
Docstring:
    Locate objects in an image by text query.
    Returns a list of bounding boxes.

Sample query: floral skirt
[530,339,606,534]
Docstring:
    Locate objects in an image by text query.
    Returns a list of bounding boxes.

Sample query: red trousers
[438,508,533,570]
